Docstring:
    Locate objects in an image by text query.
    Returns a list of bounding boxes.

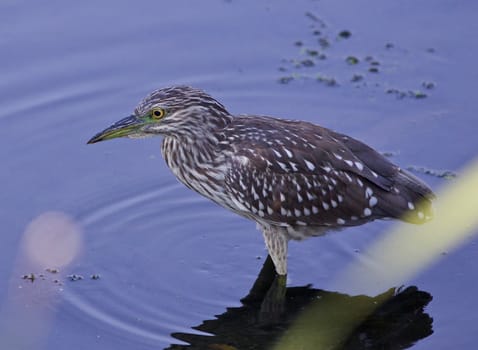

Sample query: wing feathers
[220,115,434,229]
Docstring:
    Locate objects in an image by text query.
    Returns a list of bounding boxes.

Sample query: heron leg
[261,226,289,275]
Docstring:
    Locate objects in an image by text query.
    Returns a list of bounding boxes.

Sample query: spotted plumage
[88,85,435,276]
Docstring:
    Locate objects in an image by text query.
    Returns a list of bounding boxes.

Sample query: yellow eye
[151,108,166,119]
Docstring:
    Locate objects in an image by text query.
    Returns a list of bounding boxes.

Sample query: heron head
[87,86,229,144]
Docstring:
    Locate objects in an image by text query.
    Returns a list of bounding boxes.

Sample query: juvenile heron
[88,86,434,275]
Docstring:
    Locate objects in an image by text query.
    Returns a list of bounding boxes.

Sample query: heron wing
[221,115,432,227]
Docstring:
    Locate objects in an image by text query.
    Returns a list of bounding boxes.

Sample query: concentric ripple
[62,178,261,348]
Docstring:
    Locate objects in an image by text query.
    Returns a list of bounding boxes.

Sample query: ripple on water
[64,179,258,347]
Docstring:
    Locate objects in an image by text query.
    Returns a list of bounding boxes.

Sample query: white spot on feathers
[297,193,303,203]
[365,187,373,198]
[337,218,345,225]
[363,208,372,216]
[283,148,293,158]
[304,159,316,171]
[237,156,249,166]
[276,161,287,171]
[251,186,259,200]
[355,162,364,171]
[408,202,415,210]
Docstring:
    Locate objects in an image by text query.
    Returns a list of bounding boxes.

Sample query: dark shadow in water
[167,257,433,350]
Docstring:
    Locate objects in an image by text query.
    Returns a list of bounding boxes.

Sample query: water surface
[1,0,477,349]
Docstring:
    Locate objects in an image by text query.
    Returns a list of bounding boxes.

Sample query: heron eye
[151,108,166,119]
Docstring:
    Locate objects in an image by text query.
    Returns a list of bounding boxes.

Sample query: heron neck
[161,133,230,206]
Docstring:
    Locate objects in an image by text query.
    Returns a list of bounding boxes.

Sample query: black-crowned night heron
[88,86,434,276]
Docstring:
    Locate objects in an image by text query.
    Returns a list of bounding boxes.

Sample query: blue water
[1,0,478,349]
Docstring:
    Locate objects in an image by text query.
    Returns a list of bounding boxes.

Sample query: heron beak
[87,115,144,144]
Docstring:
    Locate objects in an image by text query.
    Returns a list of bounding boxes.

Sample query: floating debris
[46,268,59,274]
[409,90,427,99]
[279,10,437,97]
[422,81,436,90]
[301,59,315,67]
[22,273,36,282]
[407,165,457,179]
[386,88,427,99]
[351,74,364,82]
[346,56,359,65]
[316,74,338,86]
[91,274,101,280]
[318,37,330,49]
[305,11,320,22]
[386,88,407,99]
[67,274,84,282]
[278,76,294,84]
[305,48,319,57]
[305,11,326,28]
[338,30,352,39]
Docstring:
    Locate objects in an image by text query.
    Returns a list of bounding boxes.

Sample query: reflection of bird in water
[88,86,434,276]
[165,257,433,350]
